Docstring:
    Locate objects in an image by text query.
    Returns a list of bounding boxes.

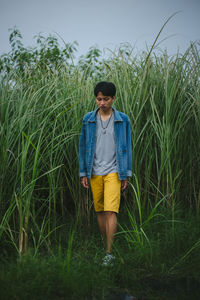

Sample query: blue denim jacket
[79,108,132,180]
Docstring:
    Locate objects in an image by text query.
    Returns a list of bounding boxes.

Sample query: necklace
[99,112,113,134]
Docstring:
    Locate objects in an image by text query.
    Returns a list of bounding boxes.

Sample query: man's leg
[97,212,106,236]
[90,175,105,242]
[91,173,120,255]
[97,211,117,253]
[105,211,117,253]
[104,173,121,254]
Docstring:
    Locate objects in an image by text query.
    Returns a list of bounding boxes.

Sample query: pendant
[103,129,106,134]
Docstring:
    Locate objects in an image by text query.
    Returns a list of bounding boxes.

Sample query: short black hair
[94,81,116,97]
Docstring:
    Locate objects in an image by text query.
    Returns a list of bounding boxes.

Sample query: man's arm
[126,118,132,177]
[79,120,87,177]
[121,117,132,192]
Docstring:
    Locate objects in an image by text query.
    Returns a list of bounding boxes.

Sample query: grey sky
[0,0,200,58]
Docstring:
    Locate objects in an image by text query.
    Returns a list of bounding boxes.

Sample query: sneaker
[102,253,115,266]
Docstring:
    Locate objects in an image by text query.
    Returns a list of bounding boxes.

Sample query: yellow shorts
[90,173,121,213]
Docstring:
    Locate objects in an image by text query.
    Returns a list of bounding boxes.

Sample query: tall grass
[0,42,200,255]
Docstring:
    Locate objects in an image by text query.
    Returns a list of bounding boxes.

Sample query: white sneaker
[102,253,115,266]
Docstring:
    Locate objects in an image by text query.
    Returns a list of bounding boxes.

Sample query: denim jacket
[79,108,132,180]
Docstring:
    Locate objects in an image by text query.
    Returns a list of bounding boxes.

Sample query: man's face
[96,92,115,113]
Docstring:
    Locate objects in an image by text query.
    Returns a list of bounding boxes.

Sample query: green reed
[0,42,200,255]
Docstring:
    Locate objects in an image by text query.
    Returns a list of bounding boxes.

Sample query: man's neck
[99,108,113,120]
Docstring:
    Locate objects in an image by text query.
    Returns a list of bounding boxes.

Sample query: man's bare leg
[105,211,117,254]
[97,211,117,253]
[97,212,106,236]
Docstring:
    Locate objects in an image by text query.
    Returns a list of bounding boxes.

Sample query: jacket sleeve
[126,118,132,177]
[78,120,87,177]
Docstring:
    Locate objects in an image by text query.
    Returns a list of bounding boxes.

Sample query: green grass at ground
[1,206,200,300]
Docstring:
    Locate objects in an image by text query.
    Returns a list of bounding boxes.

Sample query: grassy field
[0,40,200,299]
[0,206,200,299]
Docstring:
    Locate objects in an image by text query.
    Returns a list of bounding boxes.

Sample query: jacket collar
[88,108,123,122]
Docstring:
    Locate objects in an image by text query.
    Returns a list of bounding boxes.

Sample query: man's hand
[121,179,128,191]
[81,176,89,189]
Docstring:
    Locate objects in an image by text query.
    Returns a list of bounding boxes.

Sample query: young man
[79,81,132,265]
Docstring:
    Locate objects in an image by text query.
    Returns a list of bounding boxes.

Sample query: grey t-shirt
[92,112,117,175]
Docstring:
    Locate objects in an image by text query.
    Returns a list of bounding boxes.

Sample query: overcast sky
[1,0,200,58]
